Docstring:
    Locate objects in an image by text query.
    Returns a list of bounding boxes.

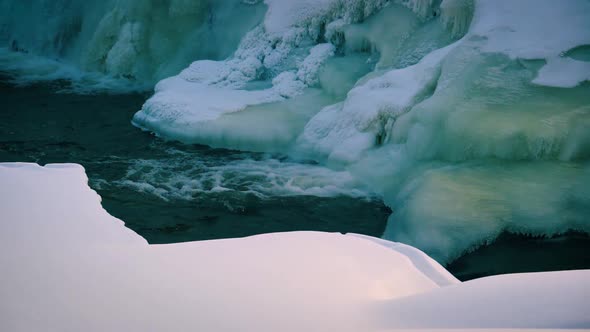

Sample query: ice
[0,47,148,93]
[297,43,336,85]
[292,0,590,262]
[440,0,474,37]
[127,0,590,263]
[377,161,590,263]
[131,0,394,150]
[298,42,457,162]
[0,0,266,86]
[318,53,373,98]
[342,3,426,69]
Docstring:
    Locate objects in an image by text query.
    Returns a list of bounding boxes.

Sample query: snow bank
[0,163,144,246]
[376,270,590,329]
[0,162,445,331]
[1,163,588,331]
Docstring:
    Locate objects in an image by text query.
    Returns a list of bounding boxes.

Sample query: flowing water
[0,75,390,244]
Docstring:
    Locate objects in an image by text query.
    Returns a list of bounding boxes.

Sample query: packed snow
[1,163,588,331]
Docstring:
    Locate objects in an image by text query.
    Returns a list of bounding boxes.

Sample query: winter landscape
[1,0,589,330]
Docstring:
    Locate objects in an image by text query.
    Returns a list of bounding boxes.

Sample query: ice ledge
[0,162,588,331]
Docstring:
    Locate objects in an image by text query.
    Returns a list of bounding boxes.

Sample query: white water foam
[97,149,374,202]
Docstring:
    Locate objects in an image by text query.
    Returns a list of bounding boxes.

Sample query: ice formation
[2,0,590,263]
[1,163,589,331]
[132,0,590,263]
[0,0,266,89]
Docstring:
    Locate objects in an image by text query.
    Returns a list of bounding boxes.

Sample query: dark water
[0,77,390,243]
[448,231,590,280]
[1,77,589,280]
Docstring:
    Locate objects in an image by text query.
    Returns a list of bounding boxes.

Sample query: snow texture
[1,163,588,331]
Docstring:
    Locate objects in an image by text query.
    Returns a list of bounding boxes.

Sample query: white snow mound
[1,163,588,331]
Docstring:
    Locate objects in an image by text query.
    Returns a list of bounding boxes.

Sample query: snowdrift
[1,163,588,331]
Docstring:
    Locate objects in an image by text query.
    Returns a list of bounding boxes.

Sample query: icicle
[440,0,473,38]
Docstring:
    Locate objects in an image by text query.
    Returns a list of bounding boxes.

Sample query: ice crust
[2,163,589,331]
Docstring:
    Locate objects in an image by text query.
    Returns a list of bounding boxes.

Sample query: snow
[0,162,440,331]
[377,270,590,329]
[533,57,590,88]
[263,0,389,36]
[3,1,590,317]
[134,75,281,124]
[470,0,590,60]
[133,0,590,151]
[263,0,335,35]
[297,43,336,86]
[1,162,589,331]
[469,0,590,89]
[0,163,144,247]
